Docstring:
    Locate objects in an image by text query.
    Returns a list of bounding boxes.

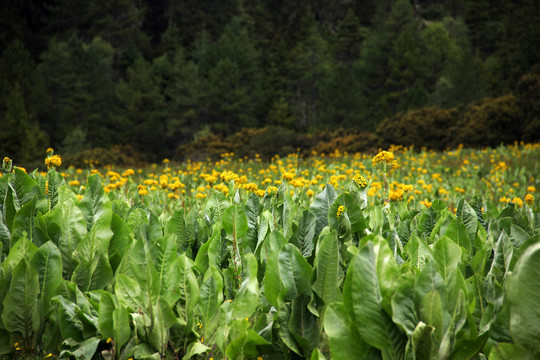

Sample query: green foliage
[376,106,459,150]
[455,94,524,147]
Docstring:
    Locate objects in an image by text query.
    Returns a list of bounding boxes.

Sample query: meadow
[0,143,539,359]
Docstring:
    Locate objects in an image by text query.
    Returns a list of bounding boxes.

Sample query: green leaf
[108,213,133,272]
[97,291,115,340]
[150,234,182,306]
[507,242,540,353]
[244,194,261,251]
[342,240,406,357]
[71,217,114,291]
[293,210,317,258]
[411,322,435,360]
[223,204,248,241]
[418,290,444,344]
[48,195,87,276]
[309,184,337,238]
[10,168,44,211]
[115,274,145,312]
[30,241,62,315]
[456,199,478,243]
[59,337,100,360]
[165,208,190,252]
[312,231,342,305]
[328,193,366,235]
[46,170,65,209]
[278,244,313,302]
[113,304,131,352]
[391,278,418,336]
[232,253,259,320]
[10,196,37,244]
[324,302,368,359]
[489,343,535,360]
[443,218,471,254]
[78,174,113,231]
[2,259,40,346]
[289,294,319,356]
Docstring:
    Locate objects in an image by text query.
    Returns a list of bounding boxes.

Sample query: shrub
[62,145,146,168]
[376,106,458,150]
[515,71,540,143]
[453,94,524,147]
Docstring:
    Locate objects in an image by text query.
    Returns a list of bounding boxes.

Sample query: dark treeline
[1,0,539,164]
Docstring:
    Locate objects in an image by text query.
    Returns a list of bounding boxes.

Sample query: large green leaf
[289,294,319,356]
[150,234,182,306]
[328,193,367,235]
[46,170,65,209]
[293,209,317,258]
[9,168,44,211]
[71,217,114,291]
[165,208,190,252]
[78,174,113,231]
[507,242,540,353]
[312,231,342,305]
[108,213,133,272]
[48,194,87,276]
[342,239,406,358]
[278,244,313,302]
[456,199,478,244]
[10,196,37,244]
[243,194,261,251]
[222,204,248,244]
[324,302,368,360]
[30,241,63,315]
[232,253,259,320]
[2,259,40,346]
[309,184,337,238]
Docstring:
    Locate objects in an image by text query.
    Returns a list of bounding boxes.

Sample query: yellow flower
[45,353,53,358]
[76,195,84,201]
[163,158,170,164]
[69,180,80,187]
[266,186,278,195]
[512,197,523,208]
[389,189,403,201]
[45,154,62,169]
[45,180,49,195]
[306,189,314,197]
[525,193,534,206]
[195,192,207,199]
[352,174,367,188]
[527,186,536,193]
[46,147,54,154]
[123,169,135,177]
[106,337,112,343]
[138,185,149,196]
[336,205,346,218]
[255,189,265,197]
[372,151,394,166]
[420,199,432,208]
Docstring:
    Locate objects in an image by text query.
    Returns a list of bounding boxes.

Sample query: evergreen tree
[115,57,167,158]
[38,36,116,151]
[0,84,48,164]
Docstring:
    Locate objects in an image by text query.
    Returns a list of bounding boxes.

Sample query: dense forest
[1,0,540,165]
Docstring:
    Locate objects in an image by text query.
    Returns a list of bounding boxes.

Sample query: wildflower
[306,189,314,197]
[106,337,112,344]
[138,185,149,196]
[123,169,135,177]
[389,189,403,201]
[45,354,53,358]
[45,154,62,169]
[163,158,170,164]
[15,166,26,173]
[266,186,278,195]
[420,199,432,208]
[195,192,207,199]
[525,194,534,206]
[352,174,367,188]
[527,186,536,193]
[336,205,346,218]
[391,160,399,170]
[69,180,80,187]
[372,151,394,166]
[76,195,83,201]
[512,197,523,208]
[255,189,265,197]
[283,172,295,181]
[499,196,511,204]
[45,180,49,195]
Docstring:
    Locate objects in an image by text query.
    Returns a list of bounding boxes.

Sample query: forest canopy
[1,0,539,165]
